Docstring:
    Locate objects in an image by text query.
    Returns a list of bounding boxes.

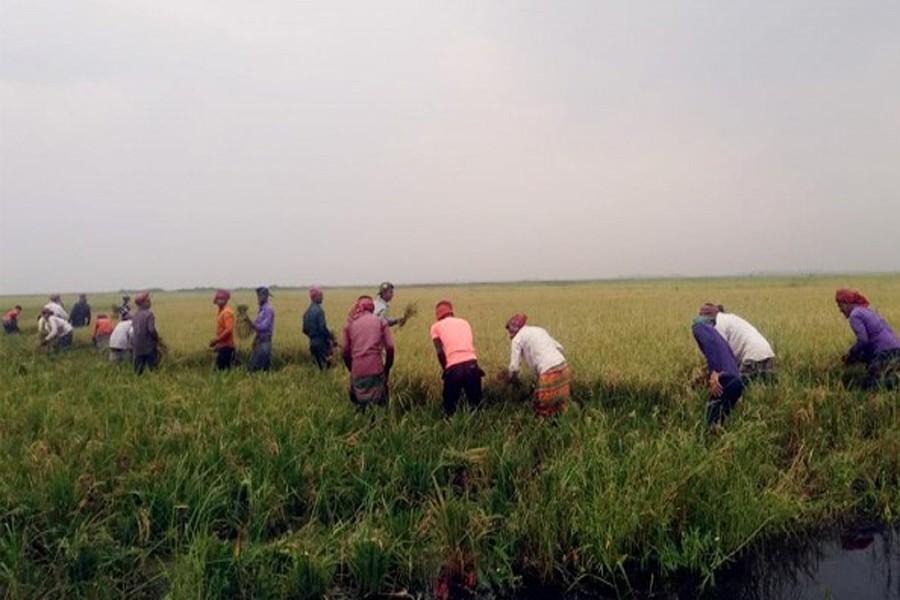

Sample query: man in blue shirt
[692,316,744,427]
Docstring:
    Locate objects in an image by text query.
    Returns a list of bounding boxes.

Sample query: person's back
[93,316,114,337]
[849,306,900,360]
[511,325,565,375]
[131,309,158,356]
[693,322,740,376]
[110,320,133,350]
[714,313,774,364]
[43,301,68,321]
[429,316,477,368]
[70,299,91,327]
[344,312,392,378]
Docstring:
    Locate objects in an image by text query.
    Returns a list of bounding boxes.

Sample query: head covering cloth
[435,300,454,321]
[309,286,323,299]
[135,292,151,308]
[699,303,721,317]
[506,313,528,332]
[214,289,231,303]
[348,296,375,321]
[835,288,869,307]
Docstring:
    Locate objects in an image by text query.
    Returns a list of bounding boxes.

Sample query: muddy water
[499,525,898,599]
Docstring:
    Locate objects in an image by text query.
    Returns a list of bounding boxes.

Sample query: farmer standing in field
[109,312,133,363]
[43,294,68,321]
[38,306,74,350]
[835,288,900,390]
[692,315,744,428]
[430,300,484,417]
[699,304,776,382]
[131,292,160,374]
[69,294,92,328]
[502,314,571,415]
[303,286,335,369]
[209,289,236,371]
[246,286,275,372]
[342,296,394,410]
[3,305,22,334]
[91,312,115,352]
[374,282,409,328]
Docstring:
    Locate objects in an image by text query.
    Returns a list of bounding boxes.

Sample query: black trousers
[442,360,484,416]
[216,347,235,370]
[134,351,159,375]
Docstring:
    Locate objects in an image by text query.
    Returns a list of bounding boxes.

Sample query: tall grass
[1,276,898,597]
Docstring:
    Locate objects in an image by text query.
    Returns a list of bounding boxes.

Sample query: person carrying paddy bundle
[131,292,160,374]
[209,289,236,371]
[38,307,74,350]
[245,286,275,372]
[109,312,133,363]
[692,315,744,428]
[374,281,415,328]
[342,295,394,410]
[303,286,335,370]
[3,306,22,334]
[835,288,900,390]
[91,313,115,352]
[70,294,92,328]
[430,300,484,417]
[699,303,776,383]
[502,314,571,416]
[43,294,68,321]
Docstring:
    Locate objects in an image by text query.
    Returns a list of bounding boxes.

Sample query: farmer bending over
[431,300,484,417]
[692,315,744,428]
[503,313,571,416]
[836,288,900,390]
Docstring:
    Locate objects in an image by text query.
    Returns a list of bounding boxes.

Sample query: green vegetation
[1,276,898,597]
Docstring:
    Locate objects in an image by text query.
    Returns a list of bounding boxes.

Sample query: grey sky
[1,1,898,294]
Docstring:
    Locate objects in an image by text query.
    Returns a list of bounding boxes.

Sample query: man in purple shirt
[246,287,275,372]
[692,316,745,427]
[836,288,900,390]
[342,296,394,411]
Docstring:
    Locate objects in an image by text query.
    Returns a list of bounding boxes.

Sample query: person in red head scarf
[835,288,900,390]
[209,289,235,370]
[342,296,394,410]
[430,300,483,417]
[504,313,571,416]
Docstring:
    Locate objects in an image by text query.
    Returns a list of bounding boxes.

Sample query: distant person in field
[692,315,744,428]
[430,300,484,417]
[131,292,160,374]
[342,295,394,410]
[109,312,133,363]
[43,294,68,321]
[303,286,335,370]
[3,305,22,334]
[208,289,236,371]
[374,282,408,328]
[38,306,74,350]
[699,303,776,382]
[835,288,900,390]
[246,286,275,372]
[70,294,92,328]
[503,314,571,416]
[117,295,132,318]
[91,313,115,352]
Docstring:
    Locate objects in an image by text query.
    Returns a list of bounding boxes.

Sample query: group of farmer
[3,285,898,424]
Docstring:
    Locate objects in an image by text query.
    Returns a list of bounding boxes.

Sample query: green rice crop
[1,275,898,597]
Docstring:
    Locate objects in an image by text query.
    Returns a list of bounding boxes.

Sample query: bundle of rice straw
[236,304,253,339]
[398,302,418,328]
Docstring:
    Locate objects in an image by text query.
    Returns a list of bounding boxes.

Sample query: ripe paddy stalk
[0,276,898,596]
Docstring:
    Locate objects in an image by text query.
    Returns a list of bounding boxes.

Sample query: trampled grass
[1,275,898,597]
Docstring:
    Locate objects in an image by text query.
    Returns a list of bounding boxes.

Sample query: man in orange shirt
[209,289,236,370]
[3,305,22,334]
[430,300,484,416]
[91,313,115,352]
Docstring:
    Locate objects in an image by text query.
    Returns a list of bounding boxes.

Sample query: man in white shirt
[109,314,134,363]
[374,282,409,328]
[43,294,69,321]
[38,307,74,350]
[700,303,776,382]
[504,313,570,415]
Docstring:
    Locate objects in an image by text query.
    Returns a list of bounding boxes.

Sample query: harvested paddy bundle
[399,302,418,328]
[236,305,253,339]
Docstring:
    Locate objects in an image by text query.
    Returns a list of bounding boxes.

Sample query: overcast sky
[1,1,898,294]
